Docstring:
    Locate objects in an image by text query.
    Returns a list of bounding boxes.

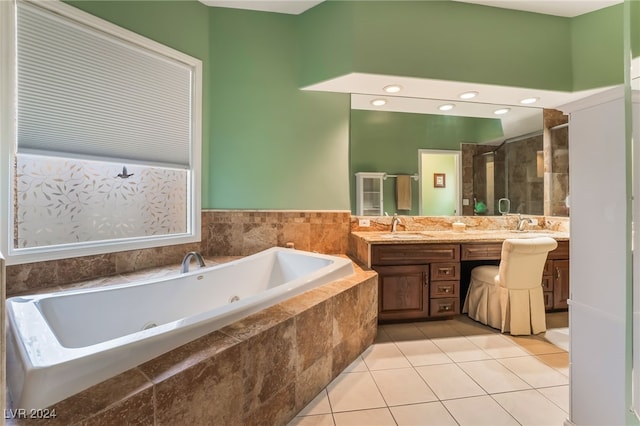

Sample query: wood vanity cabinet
[372,244,460,322]
[543,241,570,310]
[462,240,570,312]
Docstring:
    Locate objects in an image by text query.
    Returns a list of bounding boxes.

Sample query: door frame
[418,149,462,216]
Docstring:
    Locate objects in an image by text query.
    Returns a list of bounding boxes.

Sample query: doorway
[419,149,461,215]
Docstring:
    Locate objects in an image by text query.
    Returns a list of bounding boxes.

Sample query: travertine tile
[295,357,333,414]
[242,318,297,412]
[153,343,244,425]
[244,383,297,426]
[78,386,154,426]
[138,331,240,383]
[16,369,152,426]
[295,389,332,417]
[295,301,333,373]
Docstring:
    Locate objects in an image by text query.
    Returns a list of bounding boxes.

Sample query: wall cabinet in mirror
[355,172,384,216]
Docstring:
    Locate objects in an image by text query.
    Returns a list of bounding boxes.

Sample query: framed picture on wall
[434,173,446,188]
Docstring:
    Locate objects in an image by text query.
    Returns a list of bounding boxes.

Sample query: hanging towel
[396,175,412,210]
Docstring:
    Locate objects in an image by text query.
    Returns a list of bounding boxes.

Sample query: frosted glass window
[16,154,188,249]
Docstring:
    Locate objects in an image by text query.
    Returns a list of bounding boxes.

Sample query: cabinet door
[375,265,429,322]
[356,173,384,216]
[553,259,570,310]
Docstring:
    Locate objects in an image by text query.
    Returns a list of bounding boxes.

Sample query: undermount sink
[379,233,425,240]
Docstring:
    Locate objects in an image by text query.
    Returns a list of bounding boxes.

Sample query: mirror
[349,94,569,217]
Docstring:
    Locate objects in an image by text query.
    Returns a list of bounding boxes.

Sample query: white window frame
[0,0,202,265]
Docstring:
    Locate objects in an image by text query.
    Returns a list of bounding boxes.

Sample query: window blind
[16,1,194,167]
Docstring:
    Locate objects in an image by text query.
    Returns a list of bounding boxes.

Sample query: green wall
[208,8,350,209]
[571,4,625,90]
[66,0,626,212]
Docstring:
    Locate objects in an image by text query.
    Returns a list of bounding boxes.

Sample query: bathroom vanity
[350,230,570,323]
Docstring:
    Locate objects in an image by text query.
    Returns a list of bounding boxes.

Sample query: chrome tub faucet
[181,251,206,273]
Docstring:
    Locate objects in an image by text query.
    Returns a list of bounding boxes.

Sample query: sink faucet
[391,214,402,233]
[516,215,534,232]
[181,251,206,273]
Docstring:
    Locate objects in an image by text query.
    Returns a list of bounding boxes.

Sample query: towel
[396,175,412,210]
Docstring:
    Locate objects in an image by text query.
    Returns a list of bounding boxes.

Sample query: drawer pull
[438,287,450,293]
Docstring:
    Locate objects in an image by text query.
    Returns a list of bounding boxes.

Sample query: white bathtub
[6,247,354,410]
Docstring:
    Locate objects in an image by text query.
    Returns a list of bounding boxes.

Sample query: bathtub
[6,247,354,410]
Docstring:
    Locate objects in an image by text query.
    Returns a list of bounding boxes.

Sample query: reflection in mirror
[349,94,571,216]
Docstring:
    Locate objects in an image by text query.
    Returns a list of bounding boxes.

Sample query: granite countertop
[351,229,570,244]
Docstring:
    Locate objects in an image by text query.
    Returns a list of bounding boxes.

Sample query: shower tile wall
[5,210,351,296]
[505,135,544,215]
[544,109,570,217]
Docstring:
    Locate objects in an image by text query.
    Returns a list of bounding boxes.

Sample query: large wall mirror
[349,93,569,217]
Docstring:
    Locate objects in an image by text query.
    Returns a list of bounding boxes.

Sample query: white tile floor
[289,312,569,426]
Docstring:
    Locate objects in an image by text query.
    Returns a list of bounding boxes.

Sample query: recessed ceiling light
[520,97,539,105]
[459,91,478,100]
[371,98,387,106]
[439,104,455,111]
[383,84,402,93]
[494,108,510,115]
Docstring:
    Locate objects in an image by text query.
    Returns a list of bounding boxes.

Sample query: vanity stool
[463,237,558,335]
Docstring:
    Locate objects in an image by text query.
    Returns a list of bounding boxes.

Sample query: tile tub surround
[6,210,351,297]
[6,258,377,426]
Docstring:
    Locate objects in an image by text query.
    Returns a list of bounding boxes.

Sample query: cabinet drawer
[430,298,459,316]
[543,260,553,276]
[372,244,460,265]
[548,240,569,259]
[430,263,460,281]
[430,281,459,298]
[461,243,502,260]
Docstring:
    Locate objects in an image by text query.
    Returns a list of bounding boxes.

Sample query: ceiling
[201,0,623,141]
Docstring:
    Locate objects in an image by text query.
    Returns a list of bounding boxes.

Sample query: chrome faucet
[181,251,206,273]
[516,215,534,232]
[391,213,402,233]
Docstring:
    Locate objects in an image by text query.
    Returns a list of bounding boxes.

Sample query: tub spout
[181,251,206,273]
